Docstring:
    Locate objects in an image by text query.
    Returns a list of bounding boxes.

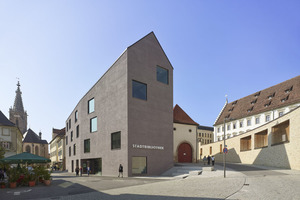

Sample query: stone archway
[178,142,192,163]
[25,145,31,153]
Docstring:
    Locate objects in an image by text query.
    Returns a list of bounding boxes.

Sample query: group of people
[203,155,215,166]
[75,166,90,176]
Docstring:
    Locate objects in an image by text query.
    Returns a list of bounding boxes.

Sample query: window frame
[156,65,169,84]
[111,131,121,150]
[132,80,147,101]
[90,117,97,133]
[88,98,95,114]
[84,139,90,153]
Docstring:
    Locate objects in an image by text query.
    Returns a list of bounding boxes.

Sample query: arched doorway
[178,143,192,163]
[25,145,31,153]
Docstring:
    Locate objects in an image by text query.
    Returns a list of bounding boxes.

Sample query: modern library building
[65,32,174,177]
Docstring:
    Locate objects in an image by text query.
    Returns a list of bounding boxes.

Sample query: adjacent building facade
[173,104,199,163]
[49,128,66,170]
[65,32,174,177]
[214,75,300,142]
[0,111,23,157]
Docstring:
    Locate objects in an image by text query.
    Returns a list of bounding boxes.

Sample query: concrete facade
[200,106,300,170]
[65,32,173,177]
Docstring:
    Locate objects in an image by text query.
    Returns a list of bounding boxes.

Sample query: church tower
[9,81,28,134]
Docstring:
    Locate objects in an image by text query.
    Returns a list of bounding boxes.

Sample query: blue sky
[1,1,300,143]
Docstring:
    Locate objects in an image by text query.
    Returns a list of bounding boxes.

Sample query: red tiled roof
[173,104,199,126]
[214,75,300,126]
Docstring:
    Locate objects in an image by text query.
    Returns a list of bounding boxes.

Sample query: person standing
[212,156,215,166]
[87,166,90,176]
[118,164,123,178]
[75,167,79,176]
[207,155,211,165]
[203,156,207,165]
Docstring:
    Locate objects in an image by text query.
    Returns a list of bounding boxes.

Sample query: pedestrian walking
[212,156,215,166]
[87,166,90,176]
[118,164,123,178]
[203,156,207,165]
[207,155,211,165]
[75,167,79,176]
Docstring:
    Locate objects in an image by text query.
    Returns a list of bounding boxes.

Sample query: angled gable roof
[173,104,199,126]
[23,129,48,144]
[0,110,15,126]
[214,75,300,126]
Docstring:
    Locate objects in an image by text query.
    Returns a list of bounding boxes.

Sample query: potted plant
[25,172,36,187]
[7,168,19,188]
[43,170,52,186]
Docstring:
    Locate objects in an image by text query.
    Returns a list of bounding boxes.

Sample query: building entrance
[178,143,192,163]
[81,158,102,175]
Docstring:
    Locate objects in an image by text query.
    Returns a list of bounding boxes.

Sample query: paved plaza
[1,163,300,200]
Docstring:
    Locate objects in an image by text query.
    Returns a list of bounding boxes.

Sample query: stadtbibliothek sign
[132,144,164,150]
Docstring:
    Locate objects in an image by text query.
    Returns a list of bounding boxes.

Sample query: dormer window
[254,91,261,98]
[281,95,289,103]
[264,101,272,107]
[285,86,293,93]
[251,99,257,105]
[225,114,231,119]
[268,92,275,100]
[247,106,253,112]
[228,107,234,112]
[232,101,238,106]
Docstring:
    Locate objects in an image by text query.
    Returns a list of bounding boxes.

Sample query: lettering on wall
[132,144,164,150]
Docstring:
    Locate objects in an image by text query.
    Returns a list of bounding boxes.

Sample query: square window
[156,66,169,84]
[2,128,10,136]
[84,139,90,153]
[90,117,97,133]
[279,112,284,117]
[132,80,147,100]
[111,131,121,150]
[88,98,95,114]
[132,157,147,175]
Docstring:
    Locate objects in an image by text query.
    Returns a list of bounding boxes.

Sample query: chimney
[39,132,42,139]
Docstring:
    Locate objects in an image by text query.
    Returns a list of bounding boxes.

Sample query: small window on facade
[247,107,253,112]
[90,117,97,133]
[255,117,260,124]
[73,144,76,155]
[76,125,79,138]
[251,99,257,105]
[217,127,220,133]
[285,86,293,93]
[75,110,78,122]
[69,146,71,157]
[229,107,234,112]
[265,101,272,107]
[156,66,169,84]
[233,123,236,129]
[111,131,121,150]
[84,139,90,153]
[71,131,73,142]
[66,136,68,145]
[173,127,176,131]
[2,128,10,136]
[247,119,251,126]
[266,115,270,122]
[232,100,238,106]
[132,80,147,100]
[279,111,284,117]
[88,98,95,114]
[227,124,230,130]
[240,121,243,128]
[66,122,68,131]
[189,129,192,133]
[254,91,261,97]
[69,119,71,129]
[209,146,212,155]
[268,92,275,100]
[281,95,289,103]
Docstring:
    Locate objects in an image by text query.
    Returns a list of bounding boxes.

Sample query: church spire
[9,80,28,134]
[13,81,25,113]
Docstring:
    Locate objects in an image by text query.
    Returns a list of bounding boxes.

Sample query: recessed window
[132,80,147,100]
[285,86,293,93]
[88,98,95,114]
[132,157,147,175]
[69,119,71,129]
[227,124,230,131]
[255,130,268,149]
[84,139,90,153]
[265,115,270,122]
[281,95,289,103]
[90,117,97,133]
[247,107,253,112]
[111,131,121,150]
[268,92,275,100]
[76,125,79,138]
[69,146,71,157]
[217,127,220,133]
[71,131,73,142]
[265,101,272,107]
[240,121,243,128]
[251,99,257,105]
[255,117,260,124]
[66,122,68,131]
[66,136,68,145]
[156,66,169,84]
[75,110,78,122]
[240,135,251,151]
[279,111,284,117]
[233,123,236,129]
[271,120,289,145]
[73,144,76,155]
[247,119,251,126]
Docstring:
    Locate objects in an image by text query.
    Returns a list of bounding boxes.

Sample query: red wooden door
[178,143,192,163]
